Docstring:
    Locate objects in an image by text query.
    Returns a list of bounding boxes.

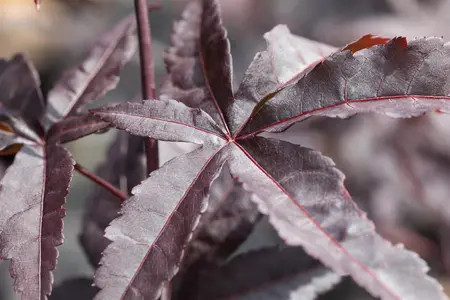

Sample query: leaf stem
[74,163,128,202]
[134,0,160,173]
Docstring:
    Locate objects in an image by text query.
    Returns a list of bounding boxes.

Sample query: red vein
[118,145,226,300]
[198,4,232,136]
[233,141,401,300]
[237,95,450,140]
[95,110,228,142]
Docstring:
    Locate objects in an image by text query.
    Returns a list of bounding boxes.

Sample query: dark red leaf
[237,37,450,137]
[229,24,336,133]
[0,54,45,130]
[181,166,260,269]
[185,246,340,300]
[47,114,109,144]
[94,145,228,299]
[161,0,234,133]
[43,14,137,128]
[91,99,227,143]
[91,0,450,299]
[0,144,73,300]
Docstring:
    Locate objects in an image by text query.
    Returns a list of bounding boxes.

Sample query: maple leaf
[0,13,137,300]
[182,246,341,300]
[91,0,450,299]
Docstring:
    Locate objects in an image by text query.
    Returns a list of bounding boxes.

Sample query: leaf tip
[343,34,391,53]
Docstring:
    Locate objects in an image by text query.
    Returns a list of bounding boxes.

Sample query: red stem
[135,0,160,173]
[74,163,128,202]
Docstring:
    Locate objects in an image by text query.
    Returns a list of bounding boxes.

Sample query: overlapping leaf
[0,13,137,300]
[184,246,340,300]
[43,14,137,128]
[92,0,450,299]
[80,131,146,267]
[181,166,260,269]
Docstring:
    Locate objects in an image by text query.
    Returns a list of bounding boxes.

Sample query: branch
[74,163,128,202]
[134,0,160,174]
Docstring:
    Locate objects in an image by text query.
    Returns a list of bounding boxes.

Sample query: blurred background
[1,0,450,299]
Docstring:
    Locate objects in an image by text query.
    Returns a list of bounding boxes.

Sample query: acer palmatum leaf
[235,36,450,136]
[229,24,336,133]
[80,131,146,267]
[43,14,137,128]
[0,12,137,299]
[0,144,73,299]
[94,145,228,300]
[186,246,340,300]
[0,55,45,129]
[91,0,450,299]
[47,114,109,144]
[161,0,234,131]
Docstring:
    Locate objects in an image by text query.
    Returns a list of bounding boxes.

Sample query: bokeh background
[1,0,450,299]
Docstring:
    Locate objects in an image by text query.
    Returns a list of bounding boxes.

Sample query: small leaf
[47,114,109,144]
[44,14,138,127]
[186,246,340,300]
[0,54,45,129]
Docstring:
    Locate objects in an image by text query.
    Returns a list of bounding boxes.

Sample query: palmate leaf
[185,246,340,300]
[92,0,450,299]
[0,13,137,300]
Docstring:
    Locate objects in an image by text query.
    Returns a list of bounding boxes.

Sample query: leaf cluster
[3,0,450,299]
